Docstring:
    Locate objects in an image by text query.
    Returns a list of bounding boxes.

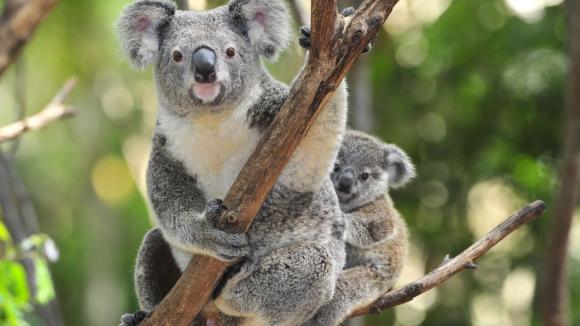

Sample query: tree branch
[141,1,400,325]
[348,200,547,317]
[0,0,59,77]
[542,0,580,324]
[0,78,76,144]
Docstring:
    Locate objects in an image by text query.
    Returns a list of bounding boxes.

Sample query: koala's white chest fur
[158,88,263,200]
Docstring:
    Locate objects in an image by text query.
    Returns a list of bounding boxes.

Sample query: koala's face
[117,0,290,116]
[155,10,259,114]
[332,131,415,211]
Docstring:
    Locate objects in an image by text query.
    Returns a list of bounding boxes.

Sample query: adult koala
[116,0,348,325]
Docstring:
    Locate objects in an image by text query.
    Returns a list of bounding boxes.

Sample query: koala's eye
[226,47,236,58]
[172,50,183,62]
[333,164,340,173]
[361,172,370,180]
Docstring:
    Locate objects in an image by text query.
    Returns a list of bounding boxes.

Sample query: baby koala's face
[331,149,388,212]
[331,131,415,212]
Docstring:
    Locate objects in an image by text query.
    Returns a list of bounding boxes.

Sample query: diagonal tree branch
[141,1,400,325]
[0,0,59,78]
[0,78,76,144]
[349,200,547,317]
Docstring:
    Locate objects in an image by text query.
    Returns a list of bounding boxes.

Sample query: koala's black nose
[338,173,354,193]
[193,47,216,83]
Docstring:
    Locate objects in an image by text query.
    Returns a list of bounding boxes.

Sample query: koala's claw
[298,7,373,53]
[299,26,311,50]
[119,310,148,326]
[204,199,228,226]
[341,6,355,17]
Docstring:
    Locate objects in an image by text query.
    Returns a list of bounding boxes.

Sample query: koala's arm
[147,133,249,262]
[342,198,393,249]
[277,82,348,192]
[247,76,348,193]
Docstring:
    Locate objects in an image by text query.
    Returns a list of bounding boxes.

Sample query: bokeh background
[0,0,578,325]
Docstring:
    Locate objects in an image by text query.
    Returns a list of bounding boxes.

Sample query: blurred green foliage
[0,0,578,325]
[0,221,55,325]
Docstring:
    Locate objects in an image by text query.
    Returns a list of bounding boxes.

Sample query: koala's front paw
[119,310,148,326]
[202,199,250,263]
[299,6,373,53]
[204,199,228,226]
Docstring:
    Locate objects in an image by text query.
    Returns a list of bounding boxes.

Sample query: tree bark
[0,0,58,77]
[141,1,399,325]
[542,0,580,325]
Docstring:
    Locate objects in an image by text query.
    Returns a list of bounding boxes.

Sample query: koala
[303,129,415,326]
[116,0,350,325]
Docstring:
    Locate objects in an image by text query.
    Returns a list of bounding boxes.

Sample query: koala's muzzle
[193,47,217,83]
[337,172,355,193]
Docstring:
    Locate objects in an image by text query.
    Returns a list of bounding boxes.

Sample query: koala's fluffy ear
[383,144,416,189]
[117,0,176,69]
[228,0,290,60]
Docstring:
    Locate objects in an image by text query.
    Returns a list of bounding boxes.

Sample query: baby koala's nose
[338,173,354,193]
[193,47,217,83]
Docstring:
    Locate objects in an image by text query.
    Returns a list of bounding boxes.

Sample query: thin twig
[0,78,77,144]
[0,0,59,77]
[349,200,547,317]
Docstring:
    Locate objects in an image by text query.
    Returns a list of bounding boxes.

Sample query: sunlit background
[0,0,577,325]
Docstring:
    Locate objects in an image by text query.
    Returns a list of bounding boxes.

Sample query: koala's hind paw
[119,310,148,326]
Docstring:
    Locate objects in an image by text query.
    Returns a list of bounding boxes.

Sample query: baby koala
[305,129,415,325]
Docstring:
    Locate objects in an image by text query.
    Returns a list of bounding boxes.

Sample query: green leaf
[0,220,10,242]
[33,259,55,305]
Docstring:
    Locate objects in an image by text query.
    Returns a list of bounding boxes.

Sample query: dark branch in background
[349,200,546,317]
[0,153,63,326]
[0,0,59,77]
[0,78,76,144]
[141,1,399,325]
[542,0,580,324]
[0,1,70,325]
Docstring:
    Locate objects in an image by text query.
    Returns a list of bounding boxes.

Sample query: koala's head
[117,0,290,115]
[332,130,415,211]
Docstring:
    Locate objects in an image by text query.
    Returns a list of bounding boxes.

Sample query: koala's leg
[278,82,348,193]
[120,228,206,326]
[302,266,386,326]
[213,242,336,326]
[134,228,181,311]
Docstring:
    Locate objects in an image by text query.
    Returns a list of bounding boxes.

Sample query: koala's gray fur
[303,130,415,326]
[116,1,348,325]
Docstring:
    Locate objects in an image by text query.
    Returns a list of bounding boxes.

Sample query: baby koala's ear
[228,0,290,60]
[116,0,176,69]
[383,144,416,189]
